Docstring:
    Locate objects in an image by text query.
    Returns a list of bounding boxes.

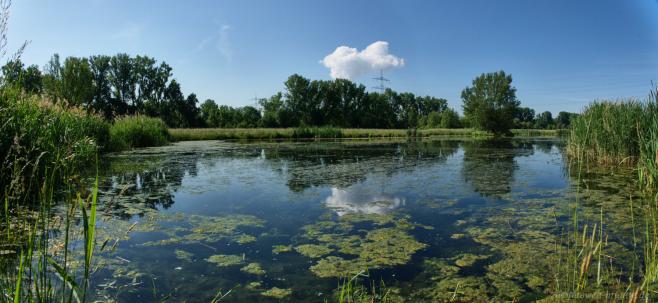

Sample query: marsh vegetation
[4,136,657,302]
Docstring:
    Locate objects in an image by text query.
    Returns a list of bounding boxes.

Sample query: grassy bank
[566,92,658,188]
[169,127,564,141]
[0,89,109,200]
[0,89,170,200]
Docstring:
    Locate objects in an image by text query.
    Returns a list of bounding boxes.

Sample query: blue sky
[8,0,658,114]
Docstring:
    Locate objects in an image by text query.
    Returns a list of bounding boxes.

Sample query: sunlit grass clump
[109,115,170,151]
[0,88,109,199]
[567,91,658,188]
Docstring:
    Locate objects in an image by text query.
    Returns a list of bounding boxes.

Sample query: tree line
[1,54,575,131]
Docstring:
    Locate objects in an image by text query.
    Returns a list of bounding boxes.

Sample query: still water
[80,138,639,302]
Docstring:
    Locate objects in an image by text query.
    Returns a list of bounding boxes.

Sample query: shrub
[109,115,170,151]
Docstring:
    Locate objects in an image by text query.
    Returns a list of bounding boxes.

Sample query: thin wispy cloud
[111,22,142,40]
[321,41,405,80]
[193,23,234,63]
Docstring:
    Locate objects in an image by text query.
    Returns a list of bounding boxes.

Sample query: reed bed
[109,115,170,151]
[566,91,658,188]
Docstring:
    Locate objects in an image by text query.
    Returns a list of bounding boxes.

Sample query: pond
[69,138,641,302]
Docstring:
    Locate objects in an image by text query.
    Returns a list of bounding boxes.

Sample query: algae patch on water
[174,249,194,262]
[206,254,244,267]
[295,244,334,258]
[261,287,292,299]
[141,214,265,246]
[240,262,266,275]
[272,245,293,254]
[299,213,427,278]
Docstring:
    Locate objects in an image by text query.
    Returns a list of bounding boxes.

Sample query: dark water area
[67,138,641,302]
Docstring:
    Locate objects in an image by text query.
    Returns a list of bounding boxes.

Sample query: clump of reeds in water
[109,115,170,151]
[567,89,658,188]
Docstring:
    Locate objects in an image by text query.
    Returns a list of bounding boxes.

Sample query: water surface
[80,138,639,302]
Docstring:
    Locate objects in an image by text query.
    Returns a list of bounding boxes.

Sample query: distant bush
[109,116,170,151]
[0,88,110,199]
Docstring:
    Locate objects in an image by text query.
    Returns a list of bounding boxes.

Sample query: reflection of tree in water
[462,139,534,197]
[263,140,460,192]
[97,152,200,218]
[533,139,556,154]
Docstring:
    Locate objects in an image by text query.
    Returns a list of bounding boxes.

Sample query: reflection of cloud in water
[324,187,405,216]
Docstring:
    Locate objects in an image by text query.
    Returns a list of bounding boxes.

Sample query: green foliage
[440,108,462,128]
[1,60,43,94]
[534,111,554,129]
[109,116,169,151]
[462,71,520,136]
[555,111,578,129]
[566,92,658,188]
[0,88,110,199]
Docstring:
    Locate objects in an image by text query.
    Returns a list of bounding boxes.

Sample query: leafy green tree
[284,74,310,126]
[259,93,284,127]
[109,53,137,113]
[440,108,462,128]
[462,71,520,135]
[61,57,95,109]
[427,111,442,128]
[1,60,42,94]
[89,55,115,118]
[555,111,577,129]
[43,54,63,102]
[22,65,43,94]
[238,106,261,127]
[534,111,554,129]
[200,99,220,127]
[1,60,23,87]
[514,107,535,128]
[161,79,185,127]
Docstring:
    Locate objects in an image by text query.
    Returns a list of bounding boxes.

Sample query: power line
[372,69,390,92]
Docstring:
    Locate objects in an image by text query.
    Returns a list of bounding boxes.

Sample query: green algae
[450,233,466,239]
[246,281,262,290]
[261,287,292,299]
[141,214,265,246]
[295,244,334,258]
[272,244,293,254]
[300,213,428,278]
[206,254,244,267]
[358,227,427,266]
[235,234,257,244]
[453,253,489,268]
[174,249,194,262]
[310,256,363,278]
[240,262,266,276]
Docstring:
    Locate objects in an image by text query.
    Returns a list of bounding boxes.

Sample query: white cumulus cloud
[320,41,405,80]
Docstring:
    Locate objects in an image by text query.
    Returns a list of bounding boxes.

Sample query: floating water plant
[272,245,293,254]
[261,287,292,299]
[240,263,266,276]
[295,244,334,259]
[174,249,194,262]
[453,253,488,268]
[206,254,244,267]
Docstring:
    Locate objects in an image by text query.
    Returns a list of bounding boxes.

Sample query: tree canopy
[462,71,520,135]
[1,55,575,131]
